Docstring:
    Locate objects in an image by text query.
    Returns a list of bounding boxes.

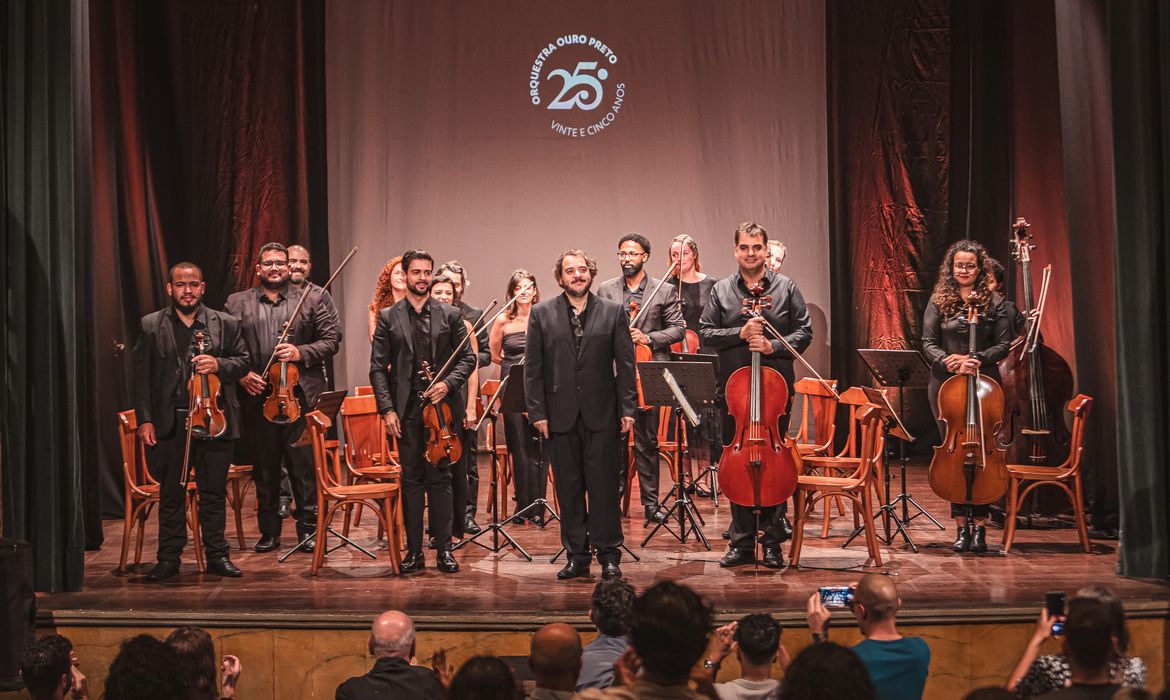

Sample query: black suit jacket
[224,283,342,407]
[596,275,685,360]
[132,305,249,439]
[369,298,476,418]
[335,657,443,700]
[524,292,637,433]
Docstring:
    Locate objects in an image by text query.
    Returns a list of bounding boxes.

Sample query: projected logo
[529,34,626,138]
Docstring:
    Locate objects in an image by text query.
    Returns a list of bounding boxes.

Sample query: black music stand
[638,361,716,549]
[671,352,721,505]
[856,349,945,546]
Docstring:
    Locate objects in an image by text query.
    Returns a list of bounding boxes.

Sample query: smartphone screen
[1046,591,1066,635]
[819,586,853,608]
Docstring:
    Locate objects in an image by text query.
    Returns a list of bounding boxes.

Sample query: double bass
[998,218,1074,465]
[928,303,1010,507]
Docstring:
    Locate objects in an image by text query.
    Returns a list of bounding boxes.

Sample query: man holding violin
[597,233,685,526]
[133,262,250,581]
[700,222,812,569]
[226,242,342,554]
[370,249,476,574]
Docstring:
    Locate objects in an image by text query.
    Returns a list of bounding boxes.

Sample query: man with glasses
[525,249,637,581]
[597,233,685,525]
[226,242,342,555]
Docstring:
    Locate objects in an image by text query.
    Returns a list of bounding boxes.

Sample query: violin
[627,301,650,407]
[998,218,1074,465]
[263,321,302,424]
[717,284,799,509]
[188,331,226,439]
[418,360,463,466]
[928,303,1009,506]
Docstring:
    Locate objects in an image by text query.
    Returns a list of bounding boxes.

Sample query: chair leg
[820,496,832,538]
[1003,477,1020,553]
[188,495,205,573]
[790,489,807,566]
[230,478,246,550]
[119,496,136,573]
[310,500,330,576]
[1072,475,1092,553]
[860,489,882,567]
[382,497,402,574]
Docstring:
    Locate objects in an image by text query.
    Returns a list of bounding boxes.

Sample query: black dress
[921,294,1013,518]
[499,331,548,518]
[676,278,721,464]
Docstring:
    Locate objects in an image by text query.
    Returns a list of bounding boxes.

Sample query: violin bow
[628,261,678,327]
[1019,264,1052,359]
[261,246,358,376]
[745,307,840,401]
[179,331,206,488]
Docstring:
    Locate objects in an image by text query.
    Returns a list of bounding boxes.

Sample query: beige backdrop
[326,0,829,390]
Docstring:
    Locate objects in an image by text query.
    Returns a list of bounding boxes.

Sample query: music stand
[638,361,716,549]
[856,349,945,548]
[671,352,721,506]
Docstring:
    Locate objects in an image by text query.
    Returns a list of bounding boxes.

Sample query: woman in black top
[922,239,1012,553]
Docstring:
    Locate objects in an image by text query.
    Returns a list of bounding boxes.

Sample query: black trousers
[630,407,661,508]
[723,401,790,552]
[397,405,454,553]
[503,412,548,515]
[147,414,232,563]
[548,414,624,565]
[451,428,470,539]
[241,402,316,539]
[463,427,479,517]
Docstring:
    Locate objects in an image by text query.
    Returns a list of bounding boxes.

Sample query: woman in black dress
[922,239,1012,553]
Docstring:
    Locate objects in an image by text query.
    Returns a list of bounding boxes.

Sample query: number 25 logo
[547,61,608,111]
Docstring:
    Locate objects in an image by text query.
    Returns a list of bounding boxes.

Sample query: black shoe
[722,528,731,540]
[145,561,181,581]
[295,532,316,554]
[719,549,754,568]
[207,556,243,578]
[778,515,793,543]
[464,516,482,535]
[761,546,785,569]
[952,525,972,553]
[277,496,292,519]
[401,551,425,573]
[694,484,713,498]
[969,526,988,553]
[427,535,437,550]
[601,561,622,580]
[254,535,281,553]
[556,560,591,580]
[437,550,459,574]
[644,506,667,525]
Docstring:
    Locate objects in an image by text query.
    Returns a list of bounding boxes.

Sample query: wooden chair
[116,410,204,573]
[790,404,885,567]
[338,394,401,537]
[1002,394,1094,554]
[306,411,402,575]
[224,463,253,550]
[792,378,839,457]
[622,410,683,516]
[354,385,375,396]
[801,386,876,536]
[480,380,514,519]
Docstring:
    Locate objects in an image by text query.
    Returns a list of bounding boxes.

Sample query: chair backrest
[117,410,155,492]
[339,395,397,475]
[307,410,345,493]
[849,404,885,484]
[836,387,873,458]
[354,385,374,396]
[1062,394,1094,475]
[793,378,838,451]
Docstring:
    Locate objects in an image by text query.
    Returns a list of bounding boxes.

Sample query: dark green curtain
[1,0,88,591]
[1111,0,1170,579]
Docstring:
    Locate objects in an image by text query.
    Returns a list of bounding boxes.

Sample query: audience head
[734,614,781,668]
[962,688,1017,700]
[781,642,875,700]
[629,581,712,684]
[19,637,70,700]
[368,610,416,661]
[590,578,635,636]
[447,655,520,700]
[1063,597,1115,674]
[103,634,183,700]
[529,623,582,691]
[165,626,217,700]
[851,573,901,629]
[1075,585,1130,654]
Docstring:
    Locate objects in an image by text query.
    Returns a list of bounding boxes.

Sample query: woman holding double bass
[922,240,1013,554]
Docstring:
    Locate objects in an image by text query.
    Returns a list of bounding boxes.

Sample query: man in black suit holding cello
[525,249,638,581]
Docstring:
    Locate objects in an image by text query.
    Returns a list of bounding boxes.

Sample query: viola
[928,303,1010,506]
[188,331,226,439]
[717,284,799,509]
[263,321,302,424]
[998,218,1074,465]
[418,360,463,466]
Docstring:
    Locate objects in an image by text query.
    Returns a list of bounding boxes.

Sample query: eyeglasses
[953,263,978,271]
[570,311,584,338]
[617,251,646,259]
[259,260,289,269]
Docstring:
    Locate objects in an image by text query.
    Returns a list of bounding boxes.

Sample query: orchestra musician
[488,270,547,525]
[525,250,637,581]
[226,242,342,555]
[699,222,811,569]
[368,255,407,341]
[370,250,476,574]
[921,240,1013,553]
[597,233,685,525]
[987,257,1029,338]
[767,239,787,273]
[132,262,249,581]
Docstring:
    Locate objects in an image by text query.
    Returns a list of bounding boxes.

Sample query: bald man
[806,574,931,700]
[335,611,442,700]
[530,623,582,700]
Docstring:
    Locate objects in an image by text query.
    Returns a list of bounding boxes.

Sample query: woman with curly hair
[921,239,1013,553]
[367,256,407,341]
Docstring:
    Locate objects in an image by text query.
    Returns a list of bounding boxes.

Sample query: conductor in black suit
[370,250,476,574]
[525,249,638,581]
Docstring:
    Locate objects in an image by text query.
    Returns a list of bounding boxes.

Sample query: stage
[28,461,1169,699]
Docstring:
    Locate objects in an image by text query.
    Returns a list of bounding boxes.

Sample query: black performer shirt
[568,301,588,354]
[408,302,433,393]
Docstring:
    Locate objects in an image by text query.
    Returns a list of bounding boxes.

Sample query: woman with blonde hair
[368,256,407,340]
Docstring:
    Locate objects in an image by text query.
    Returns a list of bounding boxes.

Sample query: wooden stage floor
[43,460,1168,627]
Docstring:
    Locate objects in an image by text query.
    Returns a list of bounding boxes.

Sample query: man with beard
[132,262,250,580]
[525,249,637,580]
[597,233,684,525]
[370,250,476,573]
[226,242,342,554]
[700,222,811,569]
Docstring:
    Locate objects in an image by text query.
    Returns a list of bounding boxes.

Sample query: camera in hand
[1046,591,1066,636]
[819,586,855,608]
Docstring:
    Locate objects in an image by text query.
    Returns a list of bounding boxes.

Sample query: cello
[998,218,1074,465]
[928,303,1010,507]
